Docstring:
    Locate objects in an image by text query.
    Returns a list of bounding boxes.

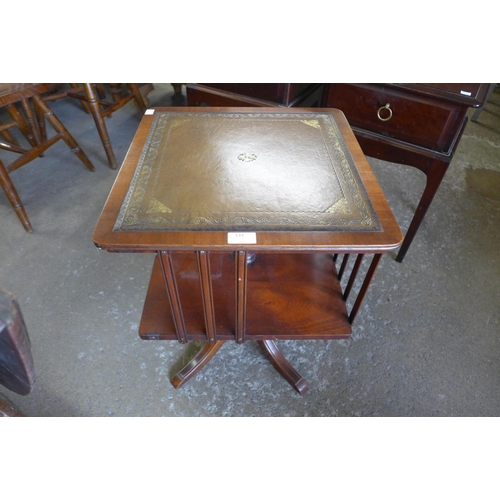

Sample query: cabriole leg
[171,341,224,389]
[258,340,309,395]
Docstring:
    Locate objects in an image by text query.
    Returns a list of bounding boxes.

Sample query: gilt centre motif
[113,111,381,232]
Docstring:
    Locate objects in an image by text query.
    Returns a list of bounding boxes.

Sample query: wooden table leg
[354,130,457,263]
[171,341,224,389]
[171,340,310,394]
[257,340,309,395]
[395,157,449,262]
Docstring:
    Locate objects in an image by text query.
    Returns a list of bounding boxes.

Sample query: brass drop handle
[377,103,393,122]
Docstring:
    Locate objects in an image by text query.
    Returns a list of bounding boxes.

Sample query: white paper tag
[228,232,257,244]
[145,109,155,115]
[460,91,472,96]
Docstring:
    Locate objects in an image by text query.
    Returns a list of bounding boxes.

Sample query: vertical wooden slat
[159,251,188,344]
[343,254,364,301]
[338,254,350,280]
[235,251,248,344]
[349,253,382,324]
[197,250,217,343]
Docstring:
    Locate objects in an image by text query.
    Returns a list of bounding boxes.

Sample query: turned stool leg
[0,159,33,232]
[20,98,42,146]
[128,83,148,113]
[83,84,117,169]
[31,95,95,172]
[5,103,39,148]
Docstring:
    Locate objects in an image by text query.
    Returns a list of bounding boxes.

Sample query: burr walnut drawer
[325,84,464,152]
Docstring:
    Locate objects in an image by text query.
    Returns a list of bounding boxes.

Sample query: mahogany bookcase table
[93,107,403,394]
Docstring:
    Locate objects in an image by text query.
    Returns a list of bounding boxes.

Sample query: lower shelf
[139,252,352,341]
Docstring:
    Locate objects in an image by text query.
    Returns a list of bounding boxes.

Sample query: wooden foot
[257,340,308,394]
[171,341,224,389]
[170,339,309,393]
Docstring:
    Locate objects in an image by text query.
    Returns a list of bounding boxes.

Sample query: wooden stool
[43,84,151,169]
[0,83,95,232]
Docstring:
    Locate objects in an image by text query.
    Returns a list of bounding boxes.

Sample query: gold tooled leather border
[114,111,381,232]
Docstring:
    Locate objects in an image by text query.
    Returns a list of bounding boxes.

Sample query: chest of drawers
[324,83,490,261]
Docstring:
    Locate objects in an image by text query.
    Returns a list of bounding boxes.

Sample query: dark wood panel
[392,83,490,106]
[245,253,351,339]
[139,253,351,341]
[201,84,289,104]
[187,84,324,108]
[324,83,465,152]
[0,288,35,396]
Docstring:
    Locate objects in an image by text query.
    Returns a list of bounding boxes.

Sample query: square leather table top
[93,107,402,253]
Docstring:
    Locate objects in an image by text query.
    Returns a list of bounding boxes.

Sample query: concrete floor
[1,84,499,417]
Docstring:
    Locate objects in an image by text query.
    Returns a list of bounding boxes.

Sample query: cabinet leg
[396,159,449,262]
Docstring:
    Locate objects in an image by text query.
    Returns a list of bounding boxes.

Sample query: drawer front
[325,84,464,152]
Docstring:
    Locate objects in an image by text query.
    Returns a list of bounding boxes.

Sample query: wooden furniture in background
[93,107,402,394]
[0,395,24,417]
[0,287,35,416]
[171,84,184,94]
[186,83,324,108]
[471,83,496,122]
[0,287,35,395]
[0,83,95,232]
[323,83,490,262]
[43,84,152,170]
